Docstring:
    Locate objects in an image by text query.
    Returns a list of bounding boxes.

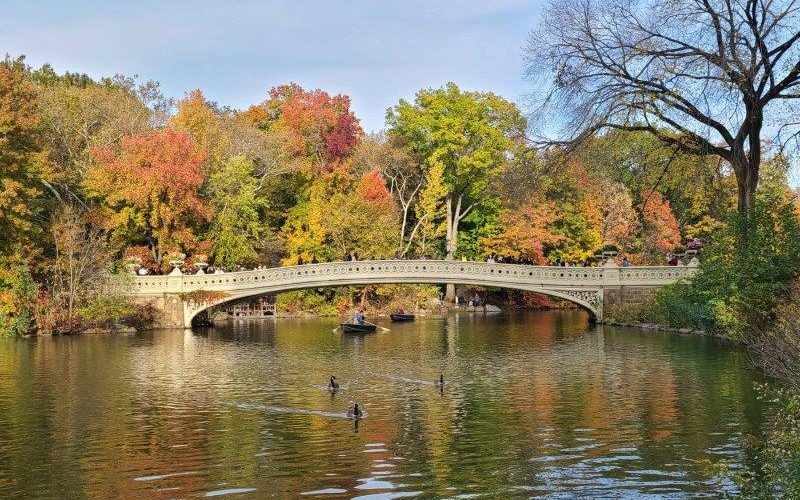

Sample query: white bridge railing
[127,260,696,293]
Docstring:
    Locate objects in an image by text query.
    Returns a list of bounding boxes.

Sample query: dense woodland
[5,55,797,334]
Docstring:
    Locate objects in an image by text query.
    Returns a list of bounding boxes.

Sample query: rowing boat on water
[339,323,377,333]
[389,313,415,322]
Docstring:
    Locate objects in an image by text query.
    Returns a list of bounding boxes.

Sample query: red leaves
[89,128,208,210]
[247,83,363,172]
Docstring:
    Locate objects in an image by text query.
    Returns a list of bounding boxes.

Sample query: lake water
[0,311,769,498]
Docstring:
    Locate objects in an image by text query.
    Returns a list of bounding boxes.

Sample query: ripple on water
[205,487,257,497]
[301,487,349,495]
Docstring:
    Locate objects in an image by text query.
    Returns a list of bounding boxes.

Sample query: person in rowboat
[352,309,366,325]
[328,376,339,390]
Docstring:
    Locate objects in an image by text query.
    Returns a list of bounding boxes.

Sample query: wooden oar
[364,321,390,332]
[332,325,342,333]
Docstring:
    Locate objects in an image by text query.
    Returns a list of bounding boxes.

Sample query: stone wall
[603,286,661,320]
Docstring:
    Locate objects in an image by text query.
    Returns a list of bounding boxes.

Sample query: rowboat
[389,313,415,322]
[339,323,377,334]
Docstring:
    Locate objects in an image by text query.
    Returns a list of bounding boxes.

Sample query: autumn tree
[326,169,399,259]
[527,0,800,243]
[596,179,638,248]
[49,205,112,329]
[481,200,562,263]
[414,161,448,257]
[283,167,398,262]
[36,75,157,195]
[638,190,682,260]
[576,130,735,241]
[84,128,212,265]
[0,56,48,254]
[352,133,426,254]
[242,83,362,172]
[172,89,301,182]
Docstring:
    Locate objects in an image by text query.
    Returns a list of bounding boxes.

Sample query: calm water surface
[0,311,769,499]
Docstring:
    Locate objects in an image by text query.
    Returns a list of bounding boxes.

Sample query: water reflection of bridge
[125,260,698,327]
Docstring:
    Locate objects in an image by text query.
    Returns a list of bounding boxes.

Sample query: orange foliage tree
[84,128,213,266]
[480,201,563,263]
[639,189,681,259]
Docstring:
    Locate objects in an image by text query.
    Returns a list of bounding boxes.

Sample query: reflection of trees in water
[0,313,772,497]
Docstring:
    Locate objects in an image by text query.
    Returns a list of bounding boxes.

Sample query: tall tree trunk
[731,136,760,254]
[444,195,462,302]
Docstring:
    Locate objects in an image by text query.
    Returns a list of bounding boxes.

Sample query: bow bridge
[126,260,697,328]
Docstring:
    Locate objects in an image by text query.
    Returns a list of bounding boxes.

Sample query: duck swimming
[347,402,364,419]
[328,376,339,390]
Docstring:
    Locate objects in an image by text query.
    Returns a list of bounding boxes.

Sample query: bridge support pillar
[132,293,186,329]
[602,286,661,322]
[162,294,187,328]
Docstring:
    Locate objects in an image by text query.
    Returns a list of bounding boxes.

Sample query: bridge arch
[184,280,604,325]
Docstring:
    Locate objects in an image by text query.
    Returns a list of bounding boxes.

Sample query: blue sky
[3,0,545,132]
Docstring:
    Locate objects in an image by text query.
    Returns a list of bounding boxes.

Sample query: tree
[84,128,212,265]
[352,133,425,254]
[480,200,562,263]
[527,0,800,233]
[596,179,638,248]
[575,130,736,240]
[206,156,267,267]
[173,89,301,182]
[242,83,362,172]
[545,201,603,263]
[639,190,682,259]
[49,205,112,329]
[387,83,526,298]
[283,167,399,262]
[414,161,447,257]
[37,76,155,195]
[0,260,38,337]
[326,169,399,259]
[0,56,47,254]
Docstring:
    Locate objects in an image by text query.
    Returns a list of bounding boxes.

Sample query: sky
[2,0,546,132]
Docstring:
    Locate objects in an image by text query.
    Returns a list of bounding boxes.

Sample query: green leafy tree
[0,261,39,337]
[206,156,267,267]
[387,83,526,261]
[387,83,525,298]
